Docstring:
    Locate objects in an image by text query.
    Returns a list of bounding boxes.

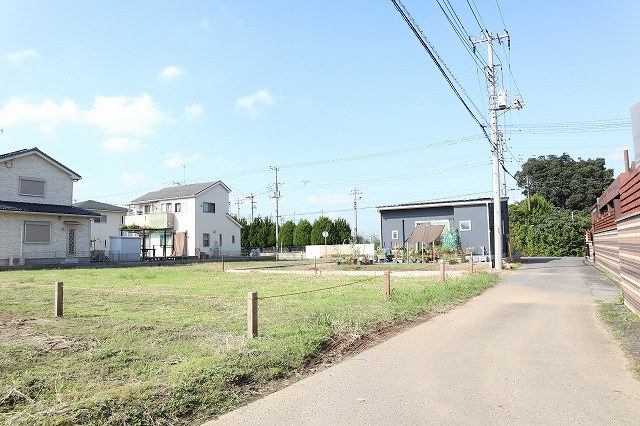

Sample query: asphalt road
[209,258,640,425]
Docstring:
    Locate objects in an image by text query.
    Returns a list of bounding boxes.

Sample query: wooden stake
[469,254,474,273]
[314,256,317,274]
[222,254,225,272]
[55,282,63,317]
[247,292,258,338]
[384,271,391,299]
[440,261,445,283]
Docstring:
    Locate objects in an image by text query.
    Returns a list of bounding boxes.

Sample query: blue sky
[1,0,638,237]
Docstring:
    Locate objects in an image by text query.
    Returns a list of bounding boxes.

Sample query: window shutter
[24,222,51,243]
[19,178,45,196]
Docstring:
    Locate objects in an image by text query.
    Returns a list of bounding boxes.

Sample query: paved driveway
[209,258,640,425]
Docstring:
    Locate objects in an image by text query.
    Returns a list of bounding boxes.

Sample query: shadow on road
[519,257,584,270]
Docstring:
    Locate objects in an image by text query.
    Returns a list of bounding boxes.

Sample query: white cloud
[198,18,209,29]
[7,49,39,63]
[305,194,350,205]
[158,65,185,82]
[101,137,147,152]
[163,151,202,168]
[0,93,173,135]
[84,93,174,135]
[0,97,80,132]
[184,104,204,121]
[120,171,145,187]
[236,89,274,117]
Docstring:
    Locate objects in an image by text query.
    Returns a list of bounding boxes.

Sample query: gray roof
[377,196,509,211]
[0,147,81,180]
[130,181,230,204]
[0,200,100,217]
[74,200,128,212]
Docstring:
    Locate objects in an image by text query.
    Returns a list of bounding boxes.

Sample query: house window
[68,228,76,255]
[93,215,107,223]
[459,220,472,231]
[232,235,235,244]
[161,203,173,213]
[121,216,125,224]
[391,230,399,240]
[417,220,451,230]
[144,205,151,214]
[175,203,182,212]
[219,233,223,246]
[203,202,215,213]
[203,233,210,247]
[24,221,51,244]
[19,177,45,197]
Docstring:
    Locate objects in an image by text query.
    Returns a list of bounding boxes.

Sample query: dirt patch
[296,311,438,375]
[0,318,94,355]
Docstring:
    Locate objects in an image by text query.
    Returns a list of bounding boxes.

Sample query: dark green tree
[293,219,312,246]
[508,196,591,257]
[514,153,613,211]
[333,218,352,243]
[311,216,337,244]
[247,217,265,248]
[233,216,249,248]
[265,217,276,248]
[278,220,295,247]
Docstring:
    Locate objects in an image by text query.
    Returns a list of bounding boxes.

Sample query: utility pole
[499,130,507,197]
[270,167,282,250]
[526,175,532,211]
[246,194,257,223]
[351,188,362,243]
[472,31,523,270]
[235,198,242,218]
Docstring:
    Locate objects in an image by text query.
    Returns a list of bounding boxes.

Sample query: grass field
[0,263,499,424]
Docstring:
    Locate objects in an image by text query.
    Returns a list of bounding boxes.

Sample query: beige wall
[0,212,92,264]
[0,153,75,205]
[90,210,126,251]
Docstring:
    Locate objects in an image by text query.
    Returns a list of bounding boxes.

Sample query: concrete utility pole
[246,194,257,223]
[270,166,282,249]
[235,198,242,218]
[351,188,362,243]
[472,30,523,270]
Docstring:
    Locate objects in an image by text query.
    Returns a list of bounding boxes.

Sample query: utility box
[109,236,141,262]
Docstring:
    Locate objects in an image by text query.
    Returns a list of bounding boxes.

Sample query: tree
[277,220,295,247]
[233,215,249,248]
[248,217,265,248]
[333,218,352,243]
[514,153,613,211]
[311,216,337,244]
[293,219,312,246]
[508,196,591,257]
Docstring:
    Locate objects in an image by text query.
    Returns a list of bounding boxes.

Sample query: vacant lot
[0,263,498,424]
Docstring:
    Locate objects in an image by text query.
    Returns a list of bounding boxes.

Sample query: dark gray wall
[380,200,509,256]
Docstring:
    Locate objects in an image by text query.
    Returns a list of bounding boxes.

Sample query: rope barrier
[71,287,246,300]
[257,275,378,300]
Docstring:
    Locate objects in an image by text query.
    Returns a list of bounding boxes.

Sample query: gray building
[377,197,509,259]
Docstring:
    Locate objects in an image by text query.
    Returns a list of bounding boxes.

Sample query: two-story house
[73,200,128,252]
[125,181,242,257]
[0,147,98,266]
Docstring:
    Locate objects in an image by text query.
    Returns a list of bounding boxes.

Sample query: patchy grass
[599,292,640,378]
[0,264,499,424]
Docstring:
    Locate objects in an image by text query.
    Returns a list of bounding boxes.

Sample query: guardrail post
[469,254,474,273]
[247,292,258,338]
[440,261,445,283]
[55,281,63,317]
[384,271,391,299]
[222,254,225,272]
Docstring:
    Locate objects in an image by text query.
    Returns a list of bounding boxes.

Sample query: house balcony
[124,212,174,229]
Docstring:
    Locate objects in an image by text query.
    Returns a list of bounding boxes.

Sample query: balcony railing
[124,212,174,229]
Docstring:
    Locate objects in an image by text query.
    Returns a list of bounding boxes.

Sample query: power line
[390,0,493,145]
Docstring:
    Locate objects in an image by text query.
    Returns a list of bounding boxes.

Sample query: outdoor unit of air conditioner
[9,256,24,266]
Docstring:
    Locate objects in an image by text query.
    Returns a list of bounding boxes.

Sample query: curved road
[209,258,640,425]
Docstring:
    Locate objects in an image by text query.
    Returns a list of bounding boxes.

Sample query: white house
[125,181,242,257]
[0,147,98,266]
[73,200,128,252]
